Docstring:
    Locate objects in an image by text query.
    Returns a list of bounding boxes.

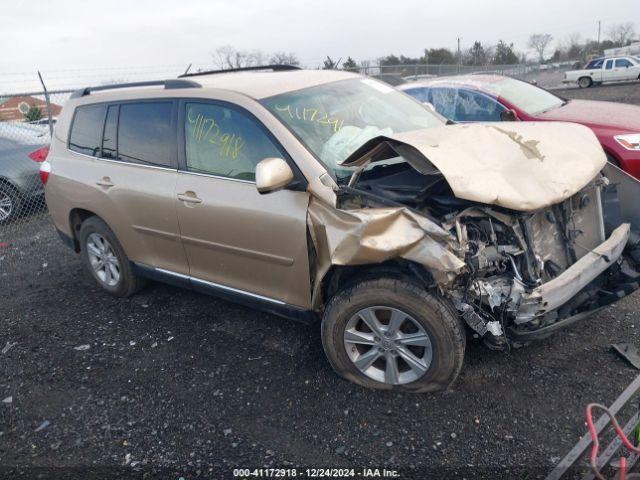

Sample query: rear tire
[0,182,22,225]
[578,76,593,88]
[78,216,145,297]
[321,277,465,393]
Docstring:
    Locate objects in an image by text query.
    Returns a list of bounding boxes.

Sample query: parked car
[28,117,57,127]
[0,122,50,223]
[563,56,640,88]
[43,67,640,392]
[399,75,640,179]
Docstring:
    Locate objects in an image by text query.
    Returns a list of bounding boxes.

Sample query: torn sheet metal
[602,162,640,231]
[515,223,630,323]
[307,197,466,307]
[341,122,606,212]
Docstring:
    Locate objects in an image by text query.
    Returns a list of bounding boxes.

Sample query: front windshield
[262,78,443,179]
[481,77,564,115]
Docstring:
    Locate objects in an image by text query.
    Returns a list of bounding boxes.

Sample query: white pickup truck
[564,56,640,88]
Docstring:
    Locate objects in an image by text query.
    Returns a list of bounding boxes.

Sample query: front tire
[79,216,144,297]
[321,278,466,393]
[578,76,593,88]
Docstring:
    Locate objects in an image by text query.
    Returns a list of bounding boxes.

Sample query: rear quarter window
[69,104,106,156]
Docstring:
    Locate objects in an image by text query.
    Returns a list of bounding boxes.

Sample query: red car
[399,75,640,178]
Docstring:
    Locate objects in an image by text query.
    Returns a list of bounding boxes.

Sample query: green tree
[342,56,358,72]
[466,41,487,65]
[379,54,424,66]
[424,48,454,64]
[322,56,338,69]
[24,105,43,122]
[493,40,519,64]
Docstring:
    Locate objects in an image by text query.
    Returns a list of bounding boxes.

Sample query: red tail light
[39,161,51,185]
[29,145,50,163]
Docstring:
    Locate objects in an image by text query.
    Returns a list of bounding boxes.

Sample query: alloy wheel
[343,306,433,385]
[86,233,121,287]
[0,191,13,222]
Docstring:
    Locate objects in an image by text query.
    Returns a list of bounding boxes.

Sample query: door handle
[96,177,114,188]
[177,191,202,204]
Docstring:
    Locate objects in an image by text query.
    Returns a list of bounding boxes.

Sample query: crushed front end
[443,175,640,348]
[328,123,640,349]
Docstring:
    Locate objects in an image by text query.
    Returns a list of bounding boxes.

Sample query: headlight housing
[614,134,640,150]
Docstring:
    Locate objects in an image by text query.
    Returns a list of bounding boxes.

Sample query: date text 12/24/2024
[233,468,401,478]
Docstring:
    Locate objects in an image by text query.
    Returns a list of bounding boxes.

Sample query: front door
[174,100,311,308]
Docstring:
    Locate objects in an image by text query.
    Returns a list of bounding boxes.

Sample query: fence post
[37,71,54,138]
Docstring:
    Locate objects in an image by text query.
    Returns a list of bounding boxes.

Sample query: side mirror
[255,157,294,194]
[500,109,518,122]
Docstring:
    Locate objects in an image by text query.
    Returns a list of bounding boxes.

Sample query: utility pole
[597,20,601,52]
[457,37,461,73]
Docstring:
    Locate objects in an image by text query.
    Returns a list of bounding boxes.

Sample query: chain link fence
[357,61,576,87]
[0,87,74,282]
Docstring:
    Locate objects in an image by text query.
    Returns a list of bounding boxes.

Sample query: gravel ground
[2,85,640,479]
[554,81,640,105]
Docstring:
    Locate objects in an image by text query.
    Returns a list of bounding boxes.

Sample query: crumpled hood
[340,122,607,212]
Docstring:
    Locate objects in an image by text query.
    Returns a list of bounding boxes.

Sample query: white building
[604,42,640,57]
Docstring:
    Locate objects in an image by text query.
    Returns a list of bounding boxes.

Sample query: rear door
[174,100,311,308]
[68,101,189,275]
[613,58,637,81]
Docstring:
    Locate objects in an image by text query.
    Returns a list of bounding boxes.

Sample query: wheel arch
[578,76,593,87]
[68,208,100,252]
[315,259,435,311]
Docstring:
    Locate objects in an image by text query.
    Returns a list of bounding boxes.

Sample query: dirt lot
[555,81,640,105]
[2,84,640,479]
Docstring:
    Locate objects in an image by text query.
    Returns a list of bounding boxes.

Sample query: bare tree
[528,33,553,63]
[560,33,582,60]
[212,45,265,69]
[607,22,636,47]
[268,51,300,66]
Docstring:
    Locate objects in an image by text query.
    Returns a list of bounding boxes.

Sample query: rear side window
[615,59,633,68]
[69,104,106,156]
[101,105,118,159]
[117,102,175,168]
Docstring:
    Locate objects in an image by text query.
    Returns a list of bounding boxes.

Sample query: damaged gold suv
[43,66,640,392]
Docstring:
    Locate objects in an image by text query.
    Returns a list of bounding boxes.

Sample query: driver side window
[454,89,506,122]
[184,102,282,182]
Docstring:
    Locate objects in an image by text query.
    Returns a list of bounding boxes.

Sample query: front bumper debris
[516,223,630,323]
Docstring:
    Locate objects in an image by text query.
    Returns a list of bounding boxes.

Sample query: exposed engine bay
[334,160,640,349]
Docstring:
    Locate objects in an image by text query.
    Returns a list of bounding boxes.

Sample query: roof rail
[179,64,301,78]
[69,79,201,99]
